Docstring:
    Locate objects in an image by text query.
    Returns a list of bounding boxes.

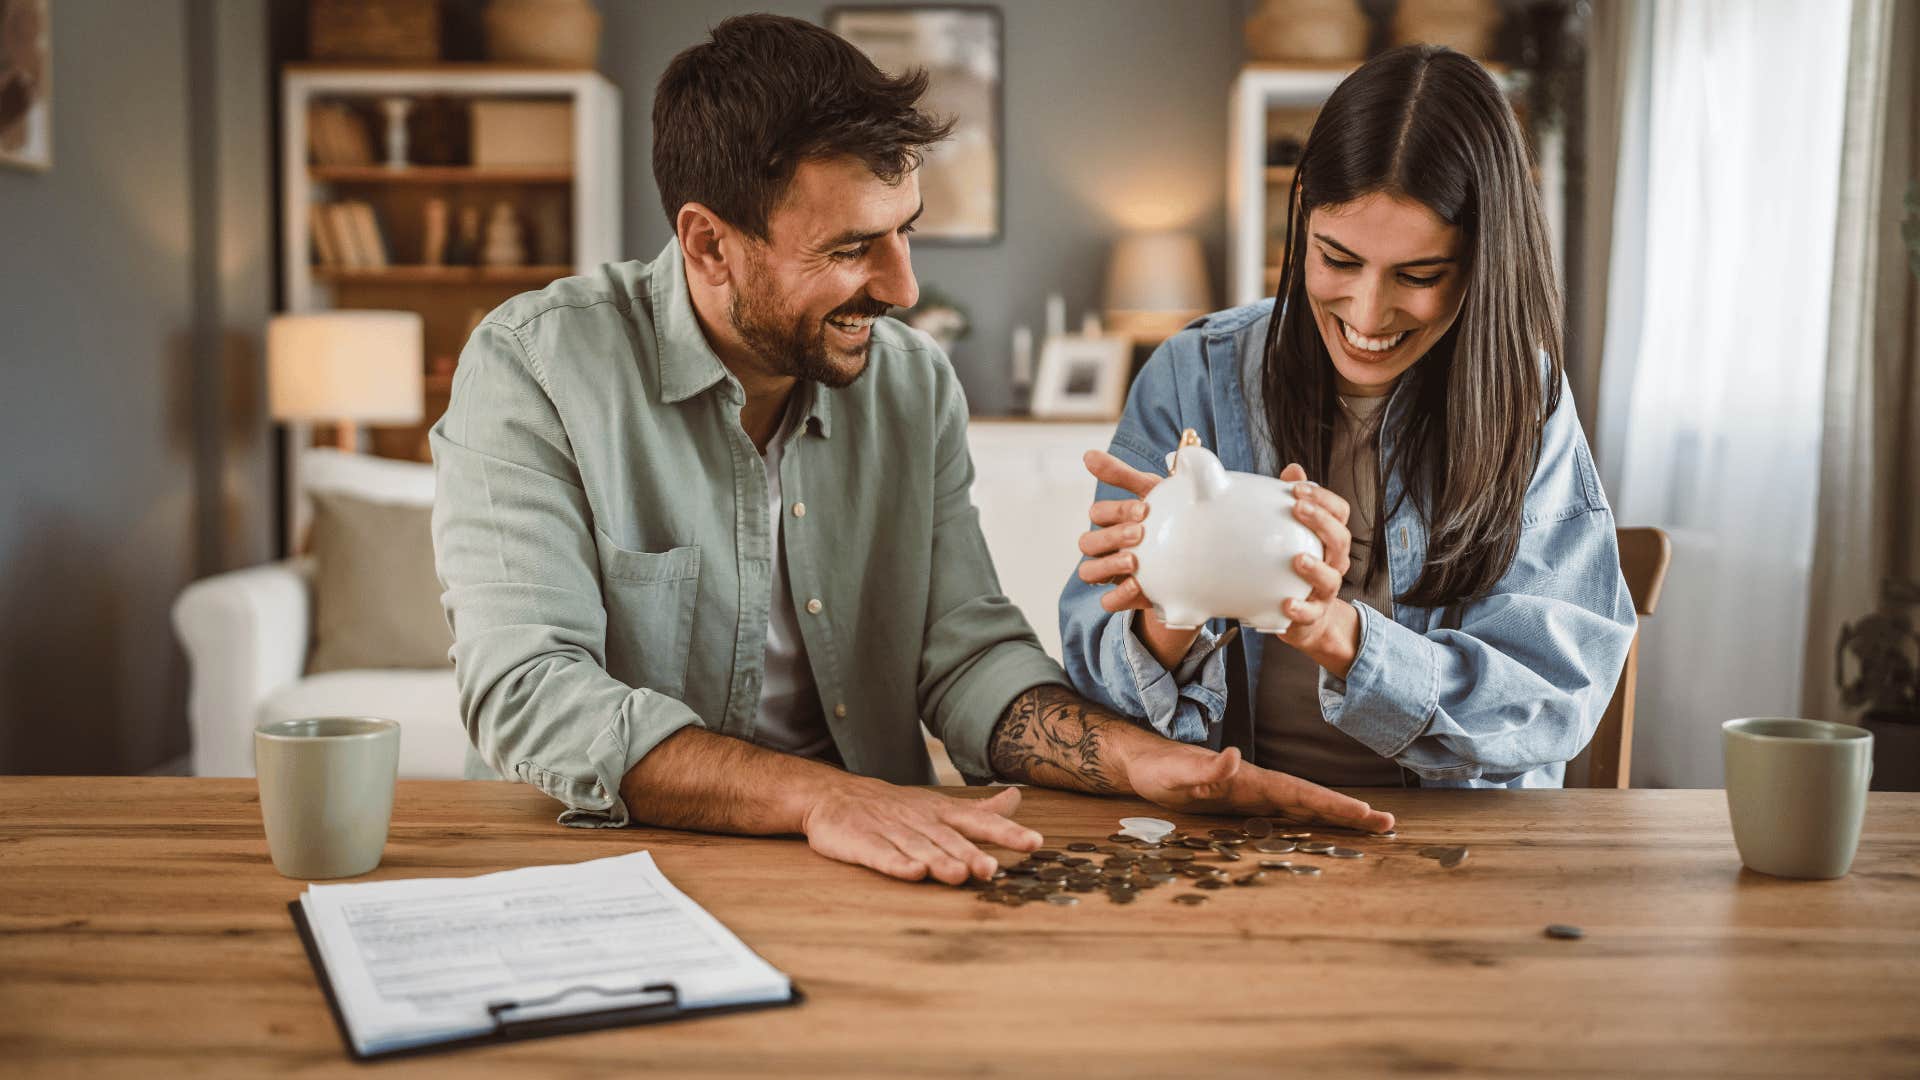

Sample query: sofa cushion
[307,491,452,674]
[259,669,469,779]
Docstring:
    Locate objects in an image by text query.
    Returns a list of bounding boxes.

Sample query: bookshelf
[1226,64,1561,308]
[280,64,621,461]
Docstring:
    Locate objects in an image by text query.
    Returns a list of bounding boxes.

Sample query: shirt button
[792,501,806,518]
[833,703,847,719]
[806,598,823,615]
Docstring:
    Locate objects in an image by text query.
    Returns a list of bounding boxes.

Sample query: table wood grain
[1,778,1916,1078]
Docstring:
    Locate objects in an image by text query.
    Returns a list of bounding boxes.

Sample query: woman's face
[1301,191,1468,397]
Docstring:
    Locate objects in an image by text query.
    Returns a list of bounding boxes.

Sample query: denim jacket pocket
[593,532,701,700]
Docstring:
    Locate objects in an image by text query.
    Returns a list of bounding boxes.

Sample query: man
[431,14,1392,885]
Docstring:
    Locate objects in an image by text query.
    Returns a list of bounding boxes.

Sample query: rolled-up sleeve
[1317,379,1638,783]
[1058,339,1233,744]
[430,321,704,827]
[915,357,1071,782]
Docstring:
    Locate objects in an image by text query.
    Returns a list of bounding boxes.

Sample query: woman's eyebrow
[1312,232,1455,268]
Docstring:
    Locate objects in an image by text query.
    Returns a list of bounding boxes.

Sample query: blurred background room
[0,0,1915,792]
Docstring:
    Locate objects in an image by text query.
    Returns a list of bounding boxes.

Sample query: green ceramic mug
[255,717,401,879]
[1722,717,1873,880]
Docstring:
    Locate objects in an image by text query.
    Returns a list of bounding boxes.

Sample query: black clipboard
[289,901,805,1061]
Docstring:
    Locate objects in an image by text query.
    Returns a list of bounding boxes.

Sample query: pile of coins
[968,816,1396,907]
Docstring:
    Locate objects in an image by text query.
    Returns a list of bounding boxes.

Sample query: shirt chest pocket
[593,531,701,700]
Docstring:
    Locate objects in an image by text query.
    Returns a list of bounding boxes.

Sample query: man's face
[726,156,923,388]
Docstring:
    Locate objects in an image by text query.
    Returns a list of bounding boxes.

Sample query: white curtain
[1595,2,1854,788]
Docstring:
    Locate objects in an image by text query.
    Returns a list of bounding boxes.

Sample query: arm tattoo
[987,684,1125,794]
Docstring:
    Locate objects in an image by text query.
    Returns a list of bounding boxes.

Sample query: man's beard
[727,261,888,389]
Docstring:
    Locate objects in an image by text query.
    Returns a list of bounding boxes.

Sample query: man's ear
[676,203,734,287]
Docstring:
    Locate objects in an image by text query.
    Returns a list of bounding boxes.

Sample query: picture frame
[827,5,1001,243]
[0,0,52,172]
[1030,335,1132,420]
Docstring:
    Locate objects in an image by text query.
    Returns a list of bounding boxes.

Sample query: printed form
[298,851,792,1056]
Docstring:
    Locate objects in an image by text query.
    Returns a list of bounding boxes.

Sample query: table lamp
[268,310,424,451]
[1103,232,1213,345]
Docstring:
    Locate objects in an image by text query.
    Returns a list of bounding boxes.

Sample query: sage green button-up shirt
[430,241,1067,826]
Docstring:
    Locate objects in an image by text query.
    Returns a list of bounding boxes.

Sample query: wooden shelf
[314,264,573,285]
[311,165,574,184]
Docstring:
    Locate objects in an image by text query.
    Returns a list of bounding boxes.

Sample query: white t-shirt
[752,406,836,761]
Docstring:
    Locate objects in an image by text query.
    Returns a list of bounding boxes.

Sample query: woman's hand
[1272,462,1363,678]
[1075,450,1200,670]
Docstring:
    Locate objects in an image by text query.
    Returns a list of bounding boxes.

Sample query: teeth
[828,316,876,331]
[1341,319,1407,353]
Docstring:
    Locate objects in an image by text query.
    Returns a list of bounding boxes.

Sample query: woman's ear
[675,203,733,287]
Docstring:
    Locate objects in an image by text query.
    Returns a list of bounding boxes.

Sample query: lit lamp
[268,311,424,451]
[1103,232,1213,345]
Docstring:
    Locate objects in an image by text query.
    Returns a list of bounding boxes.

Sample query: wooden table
[2,779,1916,1078]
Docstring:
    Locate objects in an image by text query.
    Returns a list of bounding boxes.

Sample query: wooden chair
[1566,527,1673,788]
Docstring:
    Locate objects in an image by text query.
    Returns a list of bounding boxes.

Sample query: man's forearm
[618,726,847,834]
[986,683,1155,795]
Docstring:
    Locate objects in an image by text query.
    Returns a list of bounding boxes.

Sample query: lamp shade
[1103,232,1213,343]
[267,311,424,423]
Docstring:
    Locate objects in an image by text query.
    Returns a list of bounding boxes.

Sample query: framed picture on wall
[1030,335,1131,420]
[0,0,51,171]
[827,5,1001,243]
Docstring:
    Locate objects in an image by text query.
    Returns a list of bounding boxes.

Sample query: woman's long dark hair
[1262,44,1563,608]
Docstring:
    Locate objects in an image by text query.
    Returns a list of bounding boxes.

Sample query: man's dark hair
[652,13,952,240]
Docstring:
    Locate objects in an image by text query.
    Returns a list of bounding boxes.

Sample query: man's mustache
[827,298,891,321]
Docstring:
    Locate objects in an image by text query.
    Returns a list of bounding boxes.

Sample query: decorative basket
[1244,0,1369,64]
[309,0,442,63]
[483,0,601,68]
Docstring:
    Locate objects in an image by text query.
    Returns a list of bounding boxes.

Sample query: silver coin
[1298,841,1335,854]
[1419,846,1453,859]
[1194,877,1228,890]
[1258,859,1293,870]
[1327,847,1364,859]
[1066,842,1099,853]
[1545,923,1584,940]
[1233,871,1268,886]
[1243,817,1274,839]
[1253,839,1296,855]
[1287,865,1322,877]
[1031,849,1063,862]
[1046,893,1080,906]
[1439,846,1470,869]
[1172,893,1208,905]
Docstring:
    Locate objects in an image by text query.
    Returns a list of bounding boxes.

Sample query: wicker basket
[310,0,442,63]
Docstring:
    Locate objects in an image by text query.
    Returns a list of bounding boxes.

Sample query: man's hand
[1125,740,1395,833]
[619,727,1038,886]
[989,684,1395,833]
[802,780,1041,885]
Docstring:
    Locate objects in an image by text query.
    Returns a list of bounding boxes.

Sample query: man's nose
[866,232,919,311]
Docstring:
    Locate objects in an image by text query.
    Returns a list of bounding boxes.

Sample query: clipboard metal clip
[486,981,683,1036]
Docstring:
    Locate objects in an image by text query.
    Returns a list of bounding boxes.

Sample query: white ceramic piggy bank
[1128,432,1324,634]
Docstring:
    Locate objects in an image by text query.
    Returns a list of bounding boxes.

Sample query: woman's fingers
[1295,553,1342,602]
[1099,577,1152,612]
[1089,498,1149,527]
[1079,522,1143,557]
[1293,481,1351,525]
[1293,496,1353,574]
[1084,450,1161,499]
[1279,462,1309,483]
[1077,551,1136,584]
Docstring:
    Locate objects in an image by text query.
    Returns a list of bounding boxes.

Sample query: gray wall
[599,1,1247,415]
[0,0,273,773]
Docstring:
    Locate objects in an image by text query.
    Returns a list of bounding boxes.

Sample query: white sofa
[172,449,469,778]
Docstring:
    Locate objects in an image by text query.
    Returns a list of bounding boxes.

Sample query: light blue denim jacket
[1058,300,1637,788]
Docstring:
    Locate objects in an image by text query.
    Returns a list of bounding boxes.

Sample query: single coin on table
[1327,847,1365,859]
[1545,924,1585,940]
[1287,865,1322,877]
[1173,893,1208,906]
[1243,816,1274,839]
[1066,842,1099,853]
[1438,847,1470,869]
[1254,839,1297,854]
[1258,859,1293,870]
[1046,893,1080,907]
[1298,841,1335,855]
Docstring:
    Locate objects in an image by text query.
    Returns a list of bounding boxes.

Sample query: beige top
[1254,392,1409,787]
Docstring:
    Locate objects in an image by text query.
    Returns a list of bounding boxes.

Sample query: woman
[1059,45,1636,790]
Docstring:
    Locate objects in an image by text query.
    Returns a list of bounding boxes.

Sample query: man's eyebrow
[819,202,925,250]
[1311,232,1455,268]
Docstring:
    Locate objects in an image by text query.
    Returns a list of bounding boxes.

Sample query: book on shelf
[307,103,374,168]
[310,200,390,271]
